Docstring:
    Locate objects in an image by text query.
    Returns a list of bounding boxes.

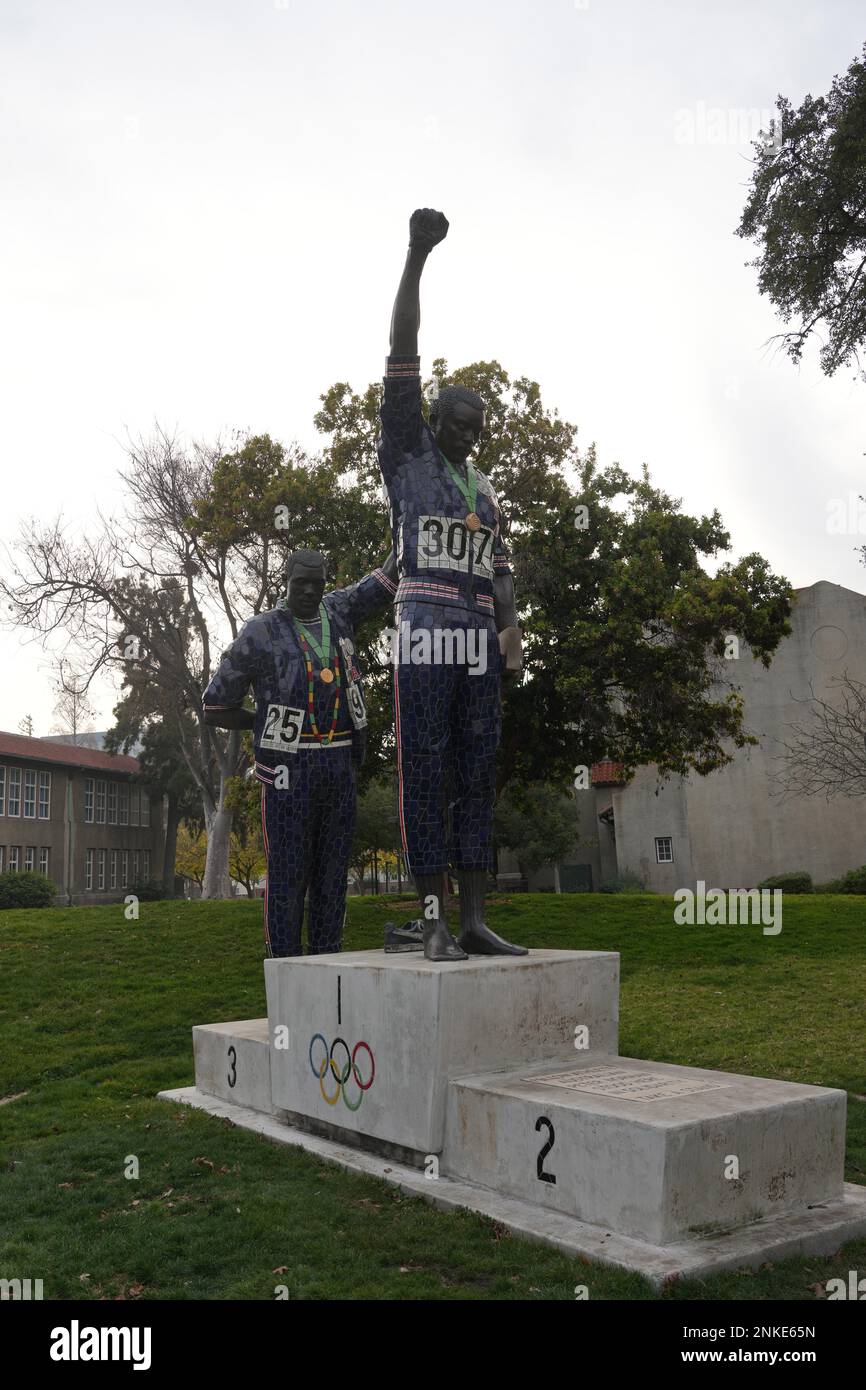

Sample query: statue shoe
[423,919,468,962]
[384,918,425,953]
[457,921,528,956]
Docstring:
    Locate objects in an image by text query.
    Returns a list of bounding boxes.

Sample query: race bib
[415,515,495,579]
[346,682,367,730]
[259,703,304,753]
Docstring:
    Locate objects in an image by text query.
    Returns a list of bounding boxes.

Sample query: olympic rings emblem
[308,1033,375,1111]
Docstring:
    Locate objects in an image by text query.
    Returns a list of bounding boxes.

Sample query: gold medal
[465,512,481,531]
[320,667,334,684]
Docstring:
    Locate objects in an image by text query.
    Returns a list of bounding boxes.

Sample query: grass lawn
[1,892,864,1301]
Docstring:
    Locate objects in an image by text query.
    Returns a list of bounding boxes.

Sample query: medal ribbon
[293,603,333,670]
[438,450,478,517]
[296,636,342,743]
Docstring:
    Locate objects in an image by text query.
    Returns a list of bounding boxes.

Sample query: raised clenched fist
[409,208,449,252]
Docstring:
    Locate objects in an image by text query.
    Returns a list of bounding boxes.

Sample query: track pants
[260,746,356,956]
[393,602,501,876]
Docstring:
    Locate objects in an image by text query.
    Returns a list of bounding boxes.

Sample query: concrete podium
[161,947,866,1284]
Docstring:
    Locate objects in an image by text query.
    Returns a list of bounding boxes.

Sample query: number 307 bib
[415,515,495,579]
[259,703,304,753]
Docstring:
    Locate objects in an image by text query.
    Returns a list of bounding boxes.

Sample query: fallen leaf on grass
[194,1156,214,1169]
[57,1182,74,1190]
[807,1282,827,1298]
[273,1266,289,1275]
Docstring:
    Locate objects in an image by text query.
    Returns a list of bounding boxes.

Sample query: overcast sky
[2,0,865,736]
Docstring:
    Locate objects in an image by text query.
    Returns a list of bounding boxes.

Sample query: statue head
[429,385,486,466]
[286,549,327,619]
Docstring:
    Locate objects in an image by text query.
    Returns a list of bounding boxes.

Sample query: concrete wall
[616,581,866,890]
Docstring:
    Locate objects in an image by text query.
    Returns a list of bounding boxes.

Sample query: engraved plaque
[525,1065,731,1102]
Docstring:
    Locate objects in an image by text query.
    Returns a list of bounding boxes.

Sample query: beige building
[0,731,163,905]
[501,580,866,892]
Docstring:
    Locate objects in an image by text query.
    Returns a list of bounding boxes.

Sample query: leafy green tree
[350,779,403,893]
[105,654,202,897]
[736,41,866,379]
[493,783,581,878]
[316,359,794,798]
[224,768,267,896]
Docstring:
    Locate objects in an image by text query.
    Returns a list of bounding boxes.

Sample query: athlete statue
[378,208,527,961]
[203,550,396,956]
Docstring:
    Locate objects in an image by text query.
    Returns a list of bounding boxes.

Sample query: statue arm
[388,209,449,356]
[202,705,255,730]
[202,623,259,728]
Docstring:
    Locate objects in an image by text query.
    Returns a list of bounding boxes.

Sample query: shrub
[0,870,56,909]
[756,871,813,893]
[598,871,648,894]
[129,879,165,901]
[829,864,866,894]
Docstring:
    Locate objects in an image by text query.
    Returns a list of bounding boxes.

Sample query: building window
[132,849,141,884]
[85,849,94,891]
[23,770,36,818]
[8,769,21,817]
[107,783,117,824]
[24,846,35,872]
[121,850,129,889]
[655,836,674,864]
[0,765,5,815]
[9,846,20,872]
[119,785,129,826]
[141,793,150,828]
[98,849,107,890]
[39,847,49,877]
[143,850,151,882]
[96,781,106,824]
[130,788,140,828]
[84,778,94,823]
[38,771,51,819]
[110,849,118,889]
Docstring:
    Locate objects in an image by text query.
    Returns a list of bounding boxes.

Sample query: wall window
[143,850,151,882]
[132,849,141,884]
[130,787,140,828]
[141,793,150,828]
[39,847,49,877]
[23,770,36,818]
[0,765,5,815]
[98,849,107,890]
[84,778,94,823]
[655,836,674,864]
[119,785,129,826]
[107,783,117,824]
[110,849,118,889]
[24,846,35,871]
[38,771,51,819]
[96,781,106,824]
[85,848,94,891]
[9,846,20,872]
[121,850,129,889]
[8,769,21,817]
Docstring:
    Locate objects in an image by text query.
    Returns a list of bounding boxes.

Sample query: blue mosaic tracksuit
[378,355,511,876]
[202,568,396,956]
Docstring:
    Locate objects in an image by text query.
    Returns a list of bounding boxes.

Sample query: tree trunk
[202,791,234,899]
[162,794,181,897]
